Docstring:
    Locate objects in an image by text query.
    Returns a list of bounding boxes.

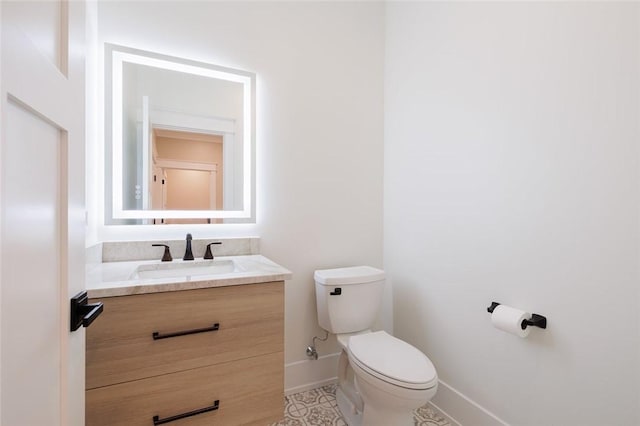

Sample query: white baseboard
[285,352,340,395]
[285,377,338,396]
[431,380,509,426]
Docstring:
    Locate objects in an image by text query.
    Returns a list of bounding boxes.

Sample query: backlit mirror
[105,44,255,224]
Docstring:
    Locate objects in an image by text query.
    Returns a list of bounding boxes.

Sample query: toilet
[314,266,438,426]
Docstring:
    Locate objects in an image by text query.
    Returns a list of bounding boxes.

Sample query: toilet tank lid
[314,266,385,285]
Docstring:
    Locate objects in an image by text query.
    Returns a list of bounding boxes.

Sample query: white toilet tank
[314,266,385,334]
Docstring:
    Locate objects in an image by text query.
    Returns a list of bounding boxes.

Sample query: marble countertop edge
[86,255,292,298]
[87,273,291,299]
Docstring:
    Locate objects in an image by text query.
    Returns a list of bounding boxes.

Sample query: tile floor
[271,384,451,426]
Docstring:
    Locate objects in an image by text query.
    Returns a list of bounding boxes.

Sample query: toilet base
[337,383,416,426]
[361,403,414,426]
[336,386,363,426]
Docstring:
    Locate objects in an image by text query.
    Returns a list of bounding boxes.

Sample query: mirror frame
[105,43,256,222]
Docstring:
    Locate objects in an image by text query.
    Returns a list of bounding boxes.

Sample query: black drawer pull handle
[152,323,220,340]
[153,400,219,425]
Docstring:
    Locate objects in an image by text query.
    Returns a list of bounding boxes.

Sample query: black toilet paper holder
[487,302,547,330]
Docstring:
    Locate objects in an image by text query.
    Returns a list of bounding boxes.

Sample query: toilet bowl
[314,266,438,426]
[347,331,437,426]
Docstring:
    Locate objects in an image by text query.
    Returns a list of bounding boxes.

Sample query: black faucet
[183,233,194,261]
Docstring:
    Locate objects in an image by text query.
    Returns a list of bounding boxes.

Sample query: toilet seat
[348,331,437,390]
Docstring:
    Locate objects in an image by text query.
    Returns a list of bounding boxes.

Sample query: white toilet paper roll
[491,305,531,338]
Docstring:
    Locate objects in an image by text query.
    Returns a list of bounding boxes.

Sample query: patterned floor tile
[271,384,449,426]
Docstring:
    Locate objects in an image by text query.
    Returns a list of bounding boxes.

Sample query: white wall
[89,1,385,388]
[385,3,640,425]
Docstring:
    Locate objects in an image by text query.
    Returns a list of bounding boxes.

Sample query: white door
[1,2,87,426]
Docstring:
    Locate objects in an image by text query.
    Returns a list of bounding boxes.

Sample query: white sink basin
[130,259,238,280]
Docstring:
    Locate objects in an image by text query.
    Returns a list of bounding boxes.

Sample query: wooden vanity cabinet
[86,281,284,426]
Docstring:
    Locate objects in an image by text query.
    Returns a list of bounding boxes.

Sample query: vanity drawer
[87,281,283,389]
[86,351,284,426]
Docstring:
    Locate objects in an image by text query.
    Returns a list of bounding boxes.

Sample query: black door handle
[82,303,104,328]
[70,291,104,331]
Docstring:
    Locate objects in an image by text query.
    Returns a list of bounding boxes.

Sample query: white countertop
[86,255,292,298]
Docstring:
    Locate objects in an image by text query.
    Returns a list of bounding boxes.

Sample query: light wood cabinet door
[86,281,284,389]
[87,351,284,426]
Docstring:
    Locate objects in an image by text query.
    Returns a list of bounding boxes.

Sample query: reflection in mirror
[150,129,224,224]
[105,44,255,224]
